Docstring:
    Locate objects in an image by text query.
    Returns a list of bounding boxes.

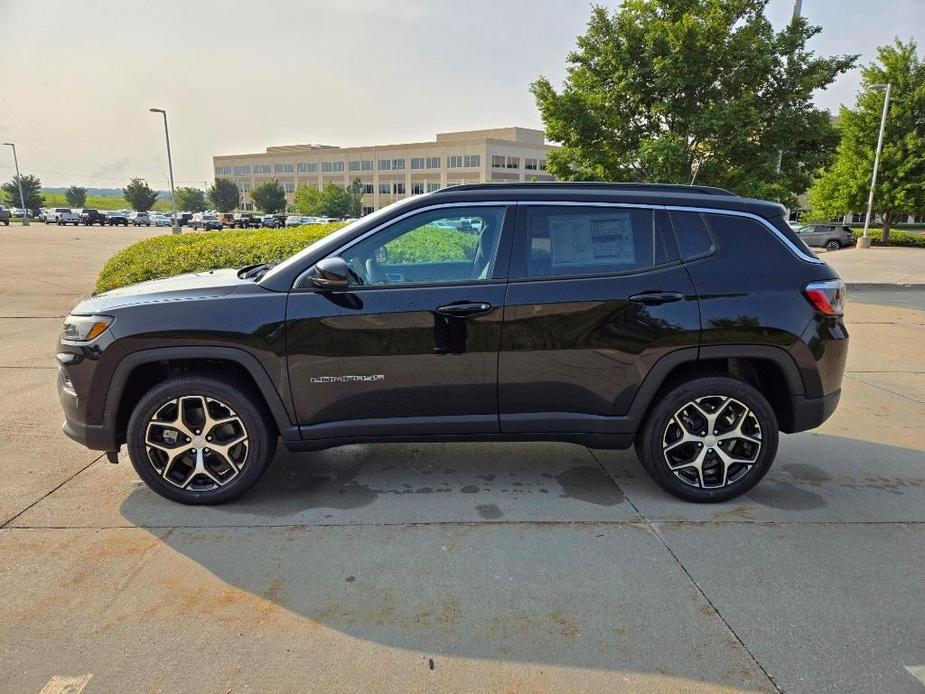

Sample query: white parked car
[150,214,172,227]
[128,211,151,227]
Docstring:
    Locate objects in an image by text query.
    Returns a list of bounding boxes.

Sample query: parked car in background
[176,212,193,227]
[0,206,10,225]
[78,209,108,226]
[56,209,80,226]
[795,224,854,251]
[217,212,235,228]
[260,214,286,228]
[106,212,129,227]
[45,208,71,224]
[55,182,848,505]
[128,212,151,227]
[10,208,34,218]
[150,213,173,227]
[232,213,260,228]
[190,213,222,231]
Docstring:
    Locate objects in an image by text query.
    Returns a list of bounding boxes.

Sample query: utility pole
[149,108,180,234]
[2,143,29,226]
[858,83,891,249]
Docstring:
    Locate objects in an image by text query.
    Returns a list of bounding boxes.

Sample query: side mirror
[309,256,350,291]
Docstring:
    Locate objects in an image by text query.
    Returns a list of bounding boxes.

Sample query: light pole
[2,142,29,226]
[858,82,891,249]
[149,108,180,234]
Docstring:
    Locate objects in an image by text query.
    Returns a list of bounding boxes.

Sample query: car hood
[71,268,247,313]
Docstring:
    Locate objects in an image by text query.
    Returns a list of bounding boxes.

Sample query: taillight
[803,279,846,316]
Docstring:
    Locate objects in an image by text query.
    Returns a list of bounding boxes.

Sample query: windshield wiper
[238,260,280,281]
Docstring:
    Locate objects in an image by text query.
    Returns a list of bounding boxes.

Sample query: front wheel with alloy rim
[825,240,841,251]
[635,376,779,502]
[126,375,276,504]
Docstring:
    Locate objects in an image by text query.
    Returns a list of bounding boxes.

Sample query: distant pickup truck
[78,209,108,226]
[0,206,10,226]
[232,213,261,228]
[55,209,80,226]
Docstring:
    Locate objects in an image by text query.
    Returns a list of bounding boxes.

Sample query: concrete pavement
[1,226,923,693]
[821,245,925,288]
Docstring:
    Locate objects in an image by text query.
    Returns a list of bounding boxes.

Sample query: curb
[845,283,925,291]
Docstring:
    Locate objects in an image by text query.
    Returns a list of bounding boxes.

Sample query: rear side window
[518,206,675,278]
[668,211,714,259]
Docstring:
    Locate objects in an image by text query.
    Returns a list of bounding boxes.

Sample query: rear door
[286,203,515,440]
[498,203,700,433]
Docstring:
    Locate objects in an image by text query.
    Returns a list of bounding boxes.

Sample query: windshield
[260,198,419,283]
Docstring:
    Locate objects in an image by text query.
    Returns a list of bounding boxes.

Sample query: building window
[349,160,361,171]
[427,182,441,192]
[379,183,391,194]
[297,162,318,173]
[240,182,252,192]
[392,158,405,170]
[525,158,538,171]
[282,182,295,193]
[491,155,506,168]
[412,182,425,195]
[539,159,547,171]
[393,182,406,194]
[362,206,374,215]
[464,154,480,168]
[379,159,391,171]
[362,183,374,194]
[350,160,374,172]
[321,161,345,173]
[506,156,519,169]
[411,157,425,170]
[273,163,293,174]
[447,155,463,168]
[233,165,251,175]
[255,164,271,174]
[426,156,440,169]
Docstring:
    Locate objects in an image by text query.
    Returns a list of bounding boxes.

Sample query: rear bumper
[784,389,841,433]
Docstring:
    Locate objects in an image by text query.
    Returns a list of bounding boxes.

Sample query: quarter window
[519,206,674,278]
[668,211,714,259]
[341,206,507,287]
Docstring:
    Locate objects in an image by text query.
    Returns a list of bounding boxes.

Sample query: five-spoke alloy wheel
[127,375,275,504]
[637,376,778,502]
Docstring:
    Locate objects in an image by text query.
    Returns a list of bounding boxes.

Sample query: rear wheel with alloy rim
[127,375,276,504]
[636,376,778,502]
[825,240,840,251]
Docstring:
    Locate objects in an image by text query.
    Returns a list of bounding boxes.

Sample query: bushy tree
[208,178,239,212]
[2,174,44,211]
[65,186,87,207]
[251,180,287,213]
[807,39,925,242]
[123,178,159,211]
[176,186,207,212]
[293,184,322,215]
[531,0,857,204]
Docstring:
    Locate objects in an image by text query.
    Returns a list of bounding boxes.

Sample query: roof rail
[433,182,738,197]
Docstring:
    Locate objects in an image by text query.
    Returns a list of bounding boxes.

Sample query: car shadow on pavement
[114,434,924,688]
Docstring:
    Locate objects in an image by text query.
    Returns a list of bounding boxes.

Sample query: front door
[498,204,700,433]
[286,204,513,441]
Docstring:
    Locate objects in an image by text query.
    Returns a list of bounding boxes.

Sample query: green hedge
[95,223,482,293]
[96,225,342,293]
[850,228,925,248]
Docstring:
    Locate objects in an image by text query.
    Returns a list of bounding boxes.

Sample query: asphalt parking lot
[1,225,923,693]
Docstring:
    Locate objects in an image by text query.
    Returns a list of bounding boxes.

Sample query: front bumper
[62,416,117,451]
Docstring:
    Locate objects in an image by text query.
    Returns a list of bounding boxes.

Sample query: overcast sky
[0,0,921,190]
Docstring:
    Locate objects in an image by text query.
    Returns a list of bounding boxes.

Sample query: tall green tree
[208,178,239,212]
[807,39,925,243]
[123,178,159,211]
[250,180,287,213]
[1,174,44,211]
[65,186,87,207]
[531,1,857,204]
[293,184,323,215]
[175,186,207,212]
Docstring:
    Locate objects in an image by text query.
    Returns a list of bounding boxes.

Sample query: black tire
[126,374,277,504]
[635,376,779,503]
[825,240,840,252]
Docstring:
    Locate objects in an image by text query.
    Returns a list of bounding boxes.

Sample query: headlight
[62,314,114,342]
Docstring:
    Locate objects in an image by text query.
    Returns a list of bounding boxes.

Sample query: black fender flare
[625,344,806,424]
[104,346,299,442]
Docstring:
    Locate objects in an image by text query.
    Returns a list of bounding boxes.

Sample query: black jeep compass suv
[57,183,847,505]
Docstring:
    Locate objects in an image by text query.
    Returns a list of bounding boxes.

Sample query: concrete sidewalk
[820,245,925,288]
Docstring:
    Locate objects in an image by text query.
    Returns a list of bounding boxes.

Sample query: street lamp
[149,108,180,234]
[858,82,891,249]
[2,142,29,226]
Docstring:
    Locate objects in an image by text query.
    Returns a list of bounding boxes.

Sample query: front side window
[518,206,674,278]
[340,206,507,287]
